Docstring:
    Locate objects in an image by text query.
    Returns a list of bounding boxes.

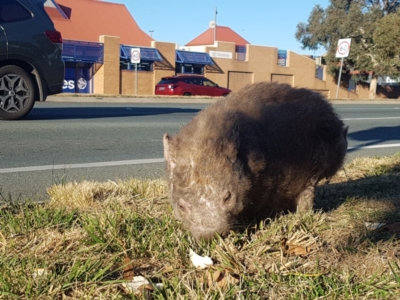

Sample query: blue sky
[104,0,331,56]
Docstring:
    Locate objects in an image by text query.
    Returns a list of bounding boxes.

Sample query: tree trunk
[369,76,377,99]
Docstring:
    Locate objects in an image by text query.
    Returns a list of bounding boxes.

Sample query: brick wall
[96,35,398,99]
[121,70,153,95]
[94,35,120,95]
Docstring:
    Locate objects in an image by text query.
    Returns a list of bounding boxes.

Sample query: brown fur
[163,82,348,241]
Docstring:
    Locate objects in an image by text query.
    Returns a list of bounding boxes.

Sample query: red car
[155,75,231,97]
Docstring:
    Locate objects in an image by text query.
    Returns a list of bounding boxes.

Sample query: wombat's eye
[223,191,232,203]
[177,200,186,211]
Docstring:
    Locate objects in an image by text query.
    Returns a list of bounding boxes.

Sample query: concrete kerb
[330,99,400,104]
[47,94,400,105]
[46,94,220,104]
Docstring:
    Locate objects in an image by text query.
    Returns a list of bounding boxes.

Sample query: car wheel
[223,93,229,97]
[0,66,36,120]
[183,92,191,96]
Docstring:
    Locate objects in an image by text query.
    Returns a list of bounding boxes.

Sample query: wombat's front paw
[296,184,315,212]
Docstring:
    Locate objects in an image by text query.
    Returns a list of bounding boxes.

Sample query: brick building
[44,0,398,99]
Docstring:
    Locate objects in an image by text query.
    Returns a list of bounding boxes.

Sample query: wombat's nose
[194,230,218,242]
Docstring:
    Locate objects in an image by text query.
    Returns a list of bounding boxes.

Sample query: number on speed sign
[335,38,351,58]
[130,48,141,64]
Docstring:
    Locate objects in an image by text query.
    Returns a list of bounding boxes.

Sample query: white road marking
[347,143,400,151]
[0,158,164,174]
[1,143,400,174]
[343,117,400,121]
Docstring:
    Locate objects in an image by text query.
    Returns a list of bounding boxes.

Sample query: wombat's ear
[163,133,176,169]
[223,127,240,163]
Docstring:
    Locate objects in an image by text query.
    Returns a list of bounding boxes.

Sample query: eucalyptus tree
[296,0,400,98]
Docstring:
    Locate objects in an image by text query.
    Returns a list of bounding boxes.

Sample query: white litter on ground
[189,248,213,269]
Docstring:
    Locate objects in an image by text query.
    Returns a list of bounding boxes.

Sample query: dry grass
[47,178,168,211]
[0,154,399,299]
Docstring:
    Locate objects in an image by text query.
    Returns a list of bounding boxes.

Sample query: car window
[183,78,195,84]
[203,79,215,87]
[158,79,178,84]
[191,78,202,86]
[0,0,32,24]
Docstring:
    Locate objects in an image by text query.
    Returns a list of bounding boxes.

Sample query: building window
[348,78,356,92]
[61,40,103,94]
[277,50,287,66]
[63,40,104,63]
[120,61,153,71]
[175,64,204,74]
[315,65,324,80]
[175,50,213,75]
[235,46,246,61]
[63,62,94,94]
[120,45,162,72]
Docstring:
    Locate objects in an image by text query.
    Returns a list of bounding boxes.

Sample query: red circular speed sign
[130,48,141,63]
[338,41,350,55]
[335,38,351,58]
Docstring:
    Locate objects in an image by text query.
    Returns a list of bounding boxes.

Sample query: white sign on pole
[130,48,140,95]
[335,38,351,98]
[335,38,351,58]
[130,48,141,64]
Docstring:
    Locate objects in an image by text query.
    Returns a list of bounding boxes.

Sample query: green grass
[0,156,399,299]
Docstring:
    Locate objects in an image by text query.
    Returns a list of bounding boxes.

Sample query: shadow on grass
[315,161,400,241]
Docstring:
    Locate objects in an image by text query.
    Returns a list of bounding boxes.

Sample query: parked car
[0,0,64,120]
[155,75,231,97]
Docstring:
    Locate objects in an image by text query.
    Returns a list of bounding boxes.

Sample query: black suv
[0,0,64,120]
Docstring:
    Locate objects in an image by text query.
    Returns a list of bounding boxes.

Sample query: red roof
[46,0,153,46]
[185,26,250,46]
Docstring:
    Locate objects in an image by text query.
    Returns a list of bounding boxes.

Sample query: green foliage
[296,0,400,78]
[1,155,400,299]
[373,11,400,76]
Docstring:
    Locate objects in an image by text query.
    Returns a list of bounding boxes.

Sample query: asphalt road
[1,99,399,201]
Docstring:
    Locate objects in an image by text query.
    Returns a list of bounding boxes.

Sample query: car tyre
[183,92,191,96]
[223,93,229,97]
[0,66,35,120]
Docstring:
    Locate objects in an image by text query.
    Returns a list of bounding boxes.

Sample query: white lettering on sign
[63,80,75,90]
[209,51,233,59]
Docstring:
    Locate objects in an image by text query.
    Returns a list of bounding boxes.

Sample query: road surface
[0,99,399,201]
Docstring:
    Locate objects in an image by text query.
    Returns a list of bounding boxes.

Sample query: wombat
[163,82,348,241]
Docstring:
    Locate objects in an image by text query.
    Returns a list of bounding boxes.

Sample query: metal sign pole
[130,48,141,96]
[335,57,344,99]
[335,38,351,99]
[135,63,138,95]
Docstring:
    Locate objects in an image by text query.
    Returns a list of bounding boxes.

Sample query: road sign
[335,38,351,58]
[130,48,141,64]
[335,38,352,98]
